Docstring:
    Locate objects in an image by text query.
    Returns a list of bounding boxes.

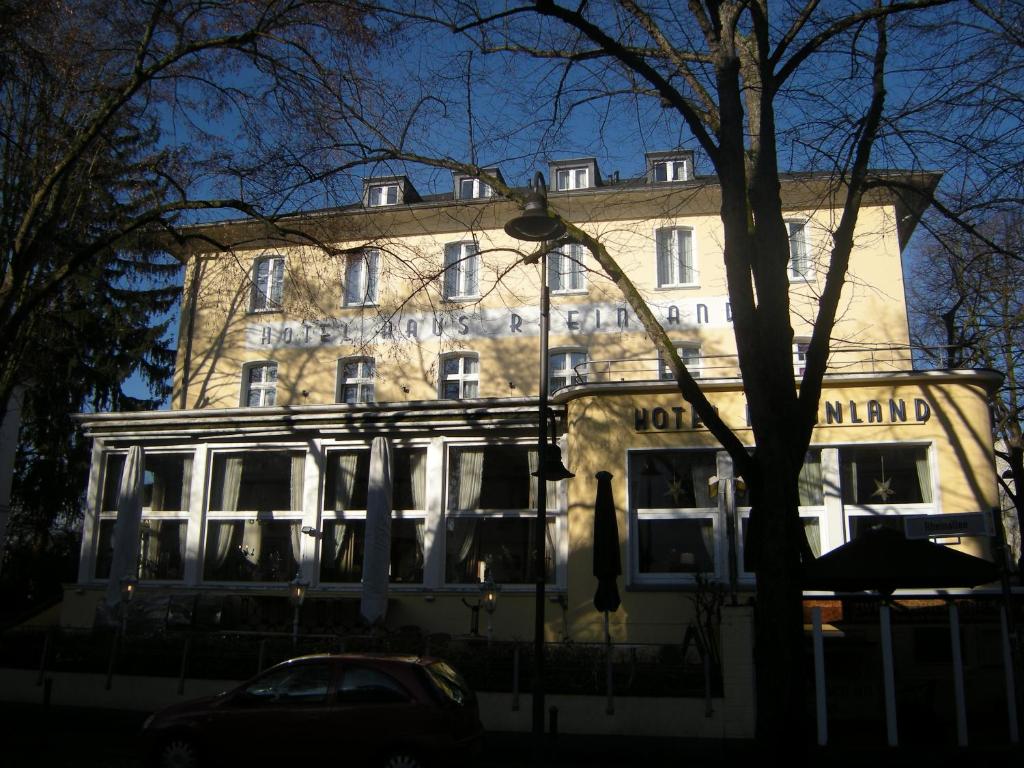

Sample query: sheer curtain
[333,453,359,512]
[448,449,484,580]
[290,454,305,512]
[527,450,559,509]
[180,457,192,512]
[798,455,824,506]
[220,457,243,511]
[409,451,427,510]
[699,520,716,570]
[915,451,932,503]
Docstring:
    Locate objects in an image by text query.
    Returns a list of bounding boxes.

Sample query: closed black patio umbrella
[593,471,621,614]
[803,524,998,595]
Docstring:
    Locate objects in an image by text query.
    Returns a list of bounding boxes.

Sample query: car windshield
[425,661,470,706]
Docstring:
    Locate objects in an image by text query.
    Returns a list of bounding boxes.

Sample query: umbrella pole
[880,603,898,746]
[604,611,614,715]
[948,602,968,746]
[812,607,828,746]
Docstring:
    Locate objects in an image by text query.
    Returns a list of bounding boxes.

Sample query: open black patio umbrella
[593,471,621,614]
[803,524,998,595]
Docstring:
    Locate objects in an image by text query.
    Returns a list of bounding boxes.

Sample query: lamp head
[120,575,138,602]
[504,172,567,243]
[533,443,575,481]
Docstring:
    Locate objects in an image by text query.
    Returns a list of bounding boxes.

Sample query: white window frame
[444,441,564,590]
[242,361,278,407]
[549,348,587,394]
[660,344,701,380]
[368,183,399,207]
[442,241,479,300]
[439,353,479,400]
[94,450,193,583]
[250,256,284,312]
[793,339,810,377]
[318,446,428,588]
[555,167,589,191]
[459,178,493,199]
[627,448,724,586]
[787,220,812,280]
[343,250,379,307]
[336,357,375,404]
[548,242,587,293]
[655,226,697,288]
[201,448,307,585]
[838,442,938,540]
[653,158,690,182]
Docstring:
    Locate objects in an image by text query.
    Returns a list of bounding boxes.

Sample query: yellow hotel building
[65,152,1006,736]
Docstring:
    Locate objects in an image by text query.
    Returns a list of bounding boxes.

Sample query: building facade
[67,153,1000,650]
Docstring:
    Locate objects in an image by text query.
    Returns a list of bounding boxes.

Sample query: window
[440,354,479,399]
[95,452,192,581]
[445,445,557,585]
[244,662,331,704]
[459,178,492,199]
[320,448,427,584]
[788,221,811,279]
[204,451,305,583]
[738,451,824,578]
[250,256,284,312]
[549,349,586,393]
[343,250,379,306]
[368,183,399,207]
[655,227,696,287]
[793,340,810,376]
[653,159,689,182]
[243,362,278,407]
[840,445,932,507]
[555,167,588,191]
[443,241,479,299]
[337,357,375,404]
[548,243,586,293]
[629,450,719,581]
[660,344,701,380]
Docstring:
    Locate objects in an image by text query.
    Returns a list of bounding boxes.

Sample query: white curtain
[699,520,715,569]
[209,521,238,573]
[328,521,357,579]
[915,452,932,503]
[798,455,824,506]
[455,449,484,509]
[289,522,302,568]
[691,459,714,508]
[333,453,359,512]
[105,445,145,607]
[803,518,822,558]
[242,520,262,566]
[220,456,243,511]
[180,457,192,512]
[409,451,427,510]
[290,454,304,512]
[149,462,165,511]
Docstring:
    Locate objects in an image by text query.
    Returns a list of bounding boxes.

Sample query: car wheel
[382,752,425,768]
[157,736,200,768]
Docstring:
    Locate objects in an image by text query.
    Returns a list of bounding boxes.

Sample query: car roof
[279,653,437,667]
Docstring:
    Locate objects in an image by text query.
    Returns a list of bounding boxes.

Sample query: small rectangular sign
[903,512,994,540]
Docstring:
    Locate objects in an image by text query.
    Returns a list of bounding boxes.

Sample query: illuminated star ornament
[870,456,895,501]
[664,474,687,505]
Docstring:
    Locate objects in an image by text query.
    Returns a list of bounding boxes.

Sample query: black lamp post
[504,172,571,746]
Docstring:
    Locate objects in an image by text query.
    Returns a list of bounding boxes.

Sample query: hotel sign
[246,297,734,349]
[634,397,933,432]
[903,513,993,539]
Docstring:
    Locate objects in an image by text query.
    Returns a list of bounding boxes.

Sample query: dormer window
[653,158,690,182]
[556,167,589,191]
[368,183,399,207]
[459,178,493,199]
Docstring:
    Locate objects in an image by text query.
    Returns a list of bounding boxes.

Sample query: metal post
[178,636,192,696]
[36,628,52,687]
[812,607,828,745]
[880,604,898,746]
[512,644,520,712]
[949,602,968,746]
[533,250,549,748]
[1001,607,1020,743]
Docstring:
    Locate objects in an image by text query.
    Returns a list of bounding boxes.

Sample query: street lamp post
[289,573,308,648]
[504,172,569,747]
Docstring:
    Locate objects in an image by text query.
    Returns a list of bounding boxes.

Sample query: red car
[142,653,482,768]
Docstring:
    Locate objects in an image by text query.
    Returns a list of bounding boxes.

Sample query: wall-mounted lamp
[532,408,574,481]
[289,573,309,647]
[301,525,319,538]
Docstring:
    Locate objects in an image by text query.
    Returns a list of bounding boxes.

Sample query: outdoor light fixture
[503,172,567,243]
[480,577,500,615]
[289,572,309,647]
[300,525,319,537]
[504,172,573,747]
[533,408,574,481]
[120,575,138,603]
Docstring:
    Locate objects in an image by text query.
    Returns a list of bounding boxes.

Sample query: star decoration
[664,474,687,506]
[871,476,895,501]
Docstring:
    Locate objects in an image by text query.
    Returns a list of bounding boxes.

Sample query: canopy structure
[803,524,998,595]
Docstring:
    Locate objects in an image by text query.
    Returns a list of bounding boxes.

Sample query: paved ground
[3,704,1020,767]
